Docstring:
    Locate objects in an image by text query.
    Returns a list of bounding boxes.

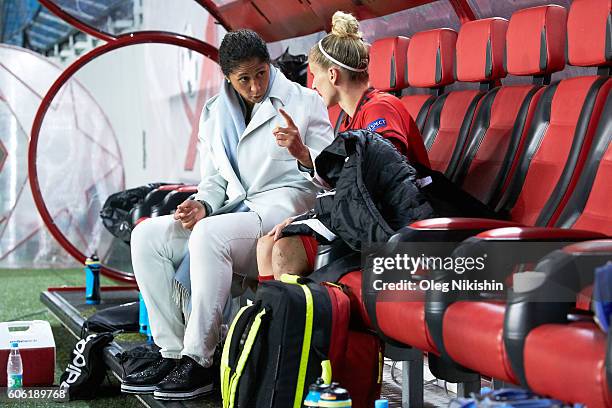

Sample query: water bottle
[146,321,153,344]
[139,292,149,335]
[85,255,101,305]
[6,342,23,389]
[138,293,154,343]
[304,377,330,407]
[318,383,351,407]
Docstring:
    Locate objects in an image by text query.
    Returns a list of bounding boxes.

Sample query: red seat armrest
[476,227,608,241]
[409,217,523,231]
[158,184,185,191]
[396,218,524,242]
[177,185,198,193]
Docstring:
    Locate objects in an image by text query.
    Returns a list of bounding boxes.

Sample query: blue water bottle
[139,293,154,343]
[146,322,153,344]
[304,377,329,407]
[85,255,101,304]
[139,292,149,335]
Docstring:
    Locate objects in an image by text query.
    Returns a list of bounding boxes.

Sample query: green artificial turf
[0,268,142,408]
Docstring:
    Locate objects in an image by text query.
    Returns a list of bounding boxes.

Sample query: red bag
[335,330,383,408]
[325,283,383,408]
[324,283,350,368]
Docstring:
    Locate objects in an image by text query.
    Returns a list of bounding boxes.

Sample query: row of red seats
[326,0,610,406]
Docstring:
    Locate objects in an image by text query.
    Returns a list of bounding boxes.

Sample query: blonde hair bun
[331,11,362,39]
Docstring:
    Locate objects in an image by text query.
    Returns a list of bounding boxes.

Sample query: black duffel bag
[82,301,140,334]
[100,183,171,244]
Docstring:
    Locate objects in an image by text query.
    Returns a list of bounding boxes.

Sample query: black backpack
[220,275,350,408]
[59,332,114,400]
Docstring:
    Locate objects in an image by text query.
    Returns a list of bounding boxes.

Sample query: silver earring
[226,78,231,83]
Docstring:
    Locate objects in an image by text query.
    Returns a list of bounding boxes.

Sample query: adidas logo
[60,334,97,389]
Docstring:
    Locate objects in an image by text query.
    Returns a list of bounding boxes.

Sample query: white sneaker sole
[121,383,157,394]
[153,384,214,400]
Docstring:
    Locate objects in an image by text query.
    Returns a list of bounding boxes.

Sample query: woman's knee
[271,236,310,278]
[130,218,164,257]
[131,215,178,248]
[188,218,215,253]
[131,218,152,245]
[256,235,275,277]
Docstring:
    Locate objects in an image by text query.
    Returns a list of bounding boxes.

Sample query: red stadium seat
[494,6,610,228]
[432,1,612,396]
[451,17,549,207]
[408,23,510,177]
[497,91,612,406]
[445,111,612,389]
[507,240,612,407]
[375,12,524,356]
[307,2,610,404]
[369,36,410,93]
[373,2,612,392]
[555,93,612,235]
[400,29,457,132]
[524,322,610,407]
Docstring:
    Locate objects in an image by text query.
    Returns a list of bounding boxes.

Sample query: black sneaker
[153,356,215,400]
[121,357,178,394]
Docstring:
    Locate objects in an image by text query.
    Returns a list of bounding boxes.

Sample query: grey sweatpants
[130,212,262,367]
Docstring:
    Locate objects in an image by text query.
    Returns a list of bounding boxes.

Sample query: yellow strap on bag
[220,304,251,407]
[280,273,300,284]
[227,308,267,408]
[280,273,315,408]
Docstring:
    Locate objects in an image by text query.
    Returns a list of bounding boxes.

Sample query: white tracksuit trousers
[130,212,262,367]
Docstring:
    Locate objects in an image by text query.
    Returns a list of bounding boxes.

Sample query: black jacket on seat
[282,129,434,251]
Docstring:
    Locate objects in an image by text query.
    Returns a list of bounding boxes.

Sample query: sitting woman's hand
[273,108,313,168]
[174,199,207,230]
[267,216,296,241]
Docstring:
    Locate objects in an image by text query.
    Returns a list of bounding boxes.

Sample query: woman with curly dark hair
[124,29,333,401]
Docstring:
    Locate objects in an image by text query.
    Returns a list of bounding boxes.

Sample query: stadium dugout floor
[40,285,455,407]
